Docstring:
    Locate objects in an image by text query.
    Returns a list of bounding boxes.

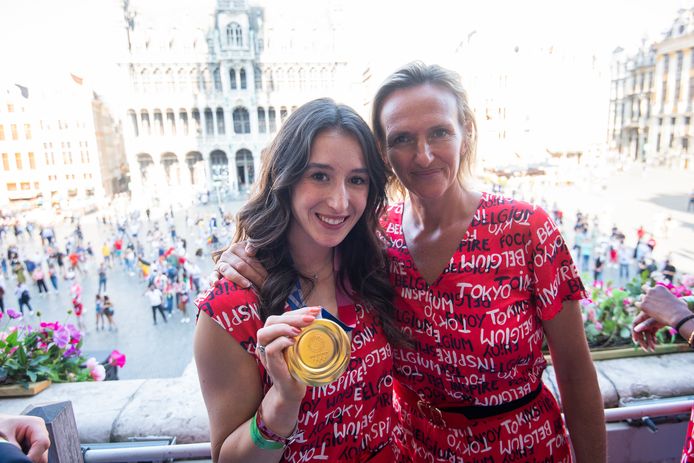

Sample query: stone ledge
[0,352,691,443]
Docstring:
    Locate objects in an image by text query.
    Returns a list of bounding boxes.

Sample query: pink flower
[587,308,597,323]
[8,346,18,356]
[7,308,21,319]
[63,346,80,358]
[108,350,126,368]
[668,327,678,337]
[65,324,81,344]
[53,326,70,349]
[40,321,59,331]
[90,364,106,381]
[85,357,99,371]
[594,321,603,332]
[0,311,3,321]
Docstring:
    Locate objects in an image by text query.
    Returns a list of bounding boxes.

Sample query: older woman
[218,63,606,462]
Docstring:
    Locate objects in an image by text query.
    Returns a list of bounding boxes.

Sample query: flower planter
[0,380,51,398]
[545,342,691,364]
[587,343,691,362]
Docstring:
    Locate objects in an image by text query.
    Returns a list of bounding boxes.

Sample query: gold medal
[285,318,351,387]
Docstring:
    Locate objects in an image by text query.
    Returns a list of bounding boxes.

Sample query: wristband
[256,403,298,446]
[674,314,694,334]
[249,413,284,450]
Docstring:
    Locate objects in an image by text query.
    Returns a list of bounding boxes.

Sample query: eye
[349,176,368,185]
[388,134,412,147]
[309,172,328,182]
[431,128,450,138]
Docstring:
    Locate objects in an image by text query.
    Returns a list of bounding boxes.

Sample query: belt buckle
[416,398,446,427]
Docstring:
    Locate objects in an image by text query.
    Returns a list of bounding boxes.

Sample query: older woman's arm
[543,300,607,463]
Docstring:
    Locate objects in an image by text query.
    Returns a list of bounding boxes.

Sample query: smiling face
[379,83,467,200]
[288,129,369,251]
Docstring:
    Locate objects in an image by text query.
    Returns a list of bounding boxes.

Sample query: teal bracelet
[249,413,284,450]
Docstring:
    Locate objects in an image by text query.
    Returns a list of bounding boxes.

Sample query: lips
[411,169,441,177]
[316,214,347,225]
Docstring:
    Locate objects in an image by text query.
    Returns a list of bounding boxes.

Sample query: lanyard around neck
[286,279,356,333]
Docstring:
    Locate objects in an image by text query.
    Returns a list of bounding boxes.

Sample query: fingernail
[291,328,301,335]
[242,279,251,288]
[302,315,315,323]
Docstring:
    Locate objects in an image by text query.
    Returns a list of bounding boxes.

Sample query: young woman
[218,64,606,462]
[102,295,117,331]
[194,98,403,462]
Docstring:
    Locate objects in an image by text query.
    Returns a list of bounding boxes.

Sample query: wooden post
[22,401,84,463]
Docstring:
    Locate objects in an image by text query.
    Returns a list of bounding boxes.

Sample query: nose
[414,139,434,166]
[326,182,349,212]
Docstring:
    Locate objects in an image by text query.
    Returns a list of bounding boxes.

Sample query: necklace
[297,250,334,283]
[308,258,333,282]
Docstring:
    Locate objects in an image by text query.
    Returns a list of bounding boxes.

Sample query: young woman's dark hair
[214,98,404,345]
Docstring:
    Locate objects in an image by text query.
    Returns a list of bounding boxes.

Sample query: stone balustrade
[0,353,692,445]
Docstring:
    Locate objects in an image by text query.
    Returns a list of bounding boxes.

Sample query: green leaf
[4,330,18,345]
[27,371,37,382]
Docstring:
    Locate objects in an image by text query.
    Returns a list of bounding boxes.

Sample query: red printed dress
[683,408,694,463]
[383,193,588,463]
[195,280,395,463]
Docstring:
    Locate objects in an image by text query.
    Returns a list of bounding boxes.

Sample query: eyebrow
[306,163,369,174]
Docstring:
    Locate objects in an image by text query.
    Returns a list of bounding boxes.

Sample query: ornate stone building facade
[609,8,694,169]
[121,0,350,203]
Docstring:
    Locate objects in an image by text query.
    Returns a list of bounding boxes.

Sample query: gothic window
[226,22,243,48]
[233,107,250,133]
[230,69,237,90]
[166,110,176,135]
[153,110,164,135]
[254,66,262,90]
[216,108,225,134]
[204,108,214,135]
[213,68,222,92]
[240,69,247,89]
[128,110,139,137]
[264,68,274,91]
[268,107,276,132]
[192,108,201,134]
[179,109,189,135]
[141,110,151,135]
[257,107,266,133]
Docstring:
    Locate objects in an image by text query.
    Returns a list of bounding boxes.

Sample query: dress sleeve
[528,206,587,320]
[194,280,263,355]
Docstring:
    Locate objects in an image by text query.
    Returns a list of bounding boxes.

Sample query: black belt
[395,382,544,426]
[439,384,543,420]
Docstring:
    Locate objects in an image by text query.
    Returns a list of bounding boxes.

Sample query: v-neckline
[398,192,486,288]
